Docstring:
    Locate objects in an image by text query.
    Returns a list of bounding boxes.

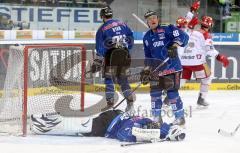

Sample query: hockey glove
[216,54,229,68]
[190,0,200,13]
[91,57,103,73]
[188,16,198,29]
[167,45,178,58]
[140,67,151,85]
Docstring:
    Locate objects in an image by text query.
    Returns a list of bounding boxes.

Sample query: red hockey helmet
[176,16,187,28]
[201,16,214,28]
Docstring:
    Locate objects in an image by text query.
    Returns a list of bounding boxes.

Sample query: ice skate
[172,117,185,127]
[197,93,209,109]
[125,95,135,115]
[101,98,114,112]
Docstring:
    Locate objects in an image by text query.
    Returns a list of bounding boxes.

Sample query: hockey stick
[121,141,152,147]
[132,13,148,28]
[113,83,141,110]
[121,138,166,147]
[218,123,240,137]
[111,57,170,110]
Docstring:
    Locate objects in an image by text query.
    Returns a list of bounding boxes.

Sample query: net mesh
[0,44,88,135]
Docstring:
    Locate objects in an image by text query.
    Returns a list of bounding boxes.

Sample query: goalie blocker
[30,110,185,142]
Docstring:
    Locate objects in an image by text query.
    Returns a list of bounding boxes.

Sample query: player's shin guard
[151,96,163,124]
[167,91,185,126]
[105,78,115,106]
[118,76,135,112]
[198,77,211,106]
[121,87,135,112]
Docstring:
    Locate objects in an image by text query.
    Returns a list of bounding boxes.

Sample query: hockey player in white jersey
[175,2,230,106]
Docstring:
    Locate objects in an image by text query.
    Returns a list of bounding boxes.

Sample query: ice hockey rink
[0,90,239,153]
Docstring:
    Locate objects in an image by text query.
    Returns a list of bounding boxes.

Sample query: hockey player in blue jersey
[91,6,134,112]
[30,110,185,142]
[140,10,189,125]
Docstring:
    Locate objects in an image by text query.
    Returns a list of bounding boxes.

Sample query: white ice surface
[1,90,240,153]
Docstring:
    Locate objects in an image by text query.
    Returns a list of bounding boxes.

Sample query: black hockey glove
[167,45,178,58]
[91,57,103,73]
[140,67,151,85]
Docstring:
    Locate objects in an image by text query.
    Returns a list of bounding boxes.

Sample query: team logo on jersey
[196,54,202,59]
[153,41,164,47]
[158,33,165,39]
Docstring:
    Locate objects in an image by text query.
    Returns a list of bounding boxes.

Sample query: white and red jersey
[185,11,194,22]
[201,29,219,58]
[179,30,219,66]
[177,11,194,57]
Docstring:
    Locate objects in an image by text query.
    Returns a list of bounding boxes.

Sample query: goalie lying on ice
[30,110,185,142]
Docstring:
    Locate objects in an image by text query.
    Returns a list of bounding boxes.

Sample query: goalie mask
[100,6,113,19]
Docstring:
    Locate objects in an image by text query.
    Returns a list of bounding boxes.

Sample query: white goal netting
[0,44,91,135]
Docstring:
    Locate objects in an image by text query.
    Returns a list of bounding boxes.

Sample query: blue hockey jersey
[95,19,134,57]
[143,24,189,75]
[105,114,152,142]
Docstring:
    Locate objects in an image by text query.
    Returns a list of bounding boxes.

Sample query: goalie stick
[218,123,240,137]
[121,138,166,147]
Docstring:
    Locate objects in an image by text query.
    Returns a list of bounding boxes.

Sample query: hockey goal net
[0,44,88,136]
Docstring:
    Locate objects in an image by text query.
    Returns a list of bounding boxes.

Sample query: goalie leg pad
[132,127,161,142]
[30,113,92,136]
[132,123,186,142]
